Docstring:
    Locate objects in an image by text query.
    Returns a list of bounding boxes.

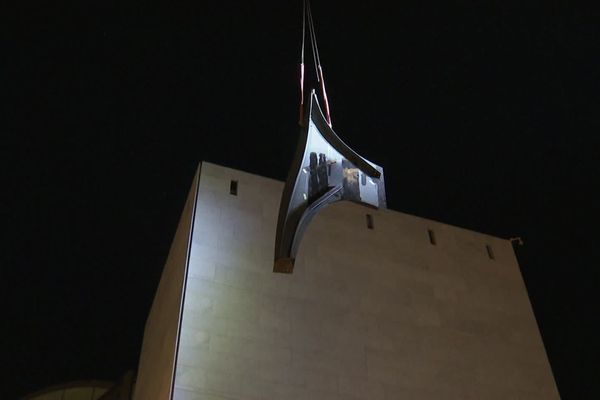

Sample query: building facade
[133,161,560,399]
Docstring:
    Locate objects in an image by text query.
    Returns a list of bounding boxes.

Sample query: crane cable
[306,0,320,81]
[307,1,332,127]
[299,0,332,127]
[299,0,306,124]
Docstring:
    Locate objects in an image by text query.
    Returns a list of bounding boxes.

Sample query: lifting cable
[299,0,332,127]
[306,0,320,81]
[299,0,306,124]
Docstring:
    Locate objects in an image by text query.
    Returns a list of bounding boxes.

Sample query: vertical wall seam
[168,164,202,400]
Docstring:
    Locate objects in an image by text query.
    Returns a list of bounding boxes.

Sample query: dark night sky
[3,1,599,399]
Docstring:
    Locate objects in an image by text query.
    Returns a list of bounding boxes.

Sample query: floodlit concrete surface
[136,162,560,400]
[133,172,199,400]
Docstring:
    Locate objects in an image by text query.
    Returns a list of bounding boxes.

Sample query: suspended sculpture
[274,1,387,273]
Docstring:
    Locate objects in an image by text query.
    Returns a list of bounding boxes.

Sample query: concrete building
[133,153,560,399]
[132,90,560,399]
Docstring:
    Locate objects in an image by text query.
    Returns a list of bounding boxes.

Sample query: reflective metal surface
[274,91,386,272]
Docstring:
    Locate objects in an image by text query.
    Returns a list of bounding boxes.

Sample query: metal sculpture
[274,91,386,272]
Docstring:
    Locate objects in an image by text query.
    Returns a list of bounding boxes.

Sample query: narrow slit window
[366,214,374,230]
[229,180,238,196]
[428,229,436,245]
[486,244,495,260]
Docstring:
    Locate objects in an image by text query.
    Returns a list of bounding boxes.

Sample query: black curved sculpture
[274,91,387,272]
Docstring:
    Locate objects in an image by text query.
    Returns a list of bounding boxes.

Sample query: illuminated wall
[134,172,199,400]
[137,162,560,400]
